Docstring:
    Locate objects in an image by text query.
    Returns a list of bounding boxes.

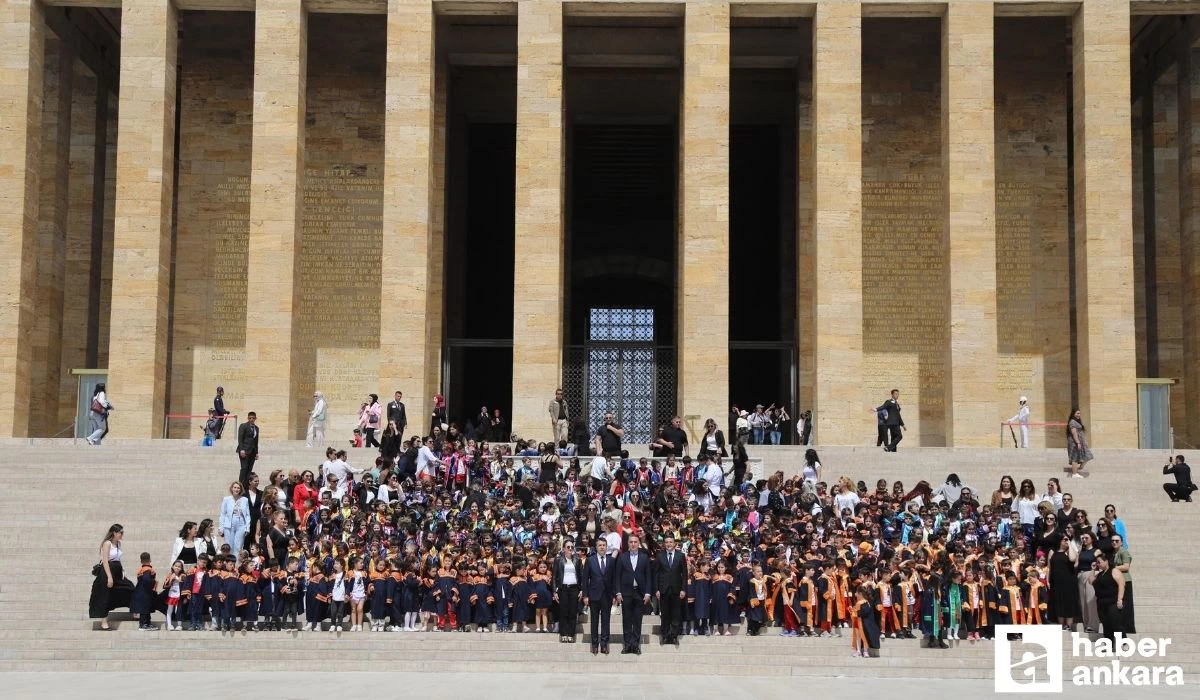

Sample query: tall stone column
[106,0,178,437]
[32,37,74,436]
[512,0,564,442]
[0,0,44,437]
[244,0,306,438]
[1071,0,1138,447]
[381,0,441,437]
[1179,45,1200,448]
[678,0,729,434]
[811,1,862,445]
[942,2,998,446]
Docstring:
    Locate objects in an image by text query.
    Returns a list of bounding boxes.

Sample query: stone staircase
[1,438,1198,680]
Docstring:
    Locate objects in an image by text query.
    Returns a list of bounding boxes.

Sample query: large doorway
[562,13,682,445]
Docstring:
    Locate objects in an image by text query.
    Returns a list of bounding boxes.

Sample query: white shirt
[834,491,860,515]
[562,559,578,586]
[417,446,439,477]
[1016,497,1040,526]
[604,531,622,553]
[704,463,723,495]
[1040,491,1064,510]
[590,456,611,481]
[803,461,821,482]
[330,574,346,601]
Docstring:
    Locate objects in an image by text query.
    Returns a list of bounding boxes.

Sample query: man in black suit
[552,540,585,644]
[654,533,688,645]
[387,390,407,436]
[236,412,259,487]
[614,533,652,654]
[873,389,905,452]
[581,539,616,654]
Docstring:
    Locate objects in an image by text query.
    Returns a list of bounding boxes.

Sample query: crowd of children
[118,437,1132,660]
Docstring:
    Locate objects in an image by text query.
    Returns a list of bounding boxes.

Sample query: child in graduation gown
[305,567,328,631]
[852,584,881,658]
[257,563,278,631]
[473,564,494,632]
[435,565,458,631]
[962,567,984,642]
[401,565,420,631]
[688,559,712,636]
[368,560,390,631]
[511,566,532,633]
[795,564,819,637]
[919,570,948,649]
[994,571,1024,625]
[746,564,767,636]
[130,553,157,631]
[456,567,474,632]
[386,563,404,631]
[218,558,240,632]
[236,560,260,631]
[419,571,438,631]
[493,564,513,632]
[1023,567,1050,625]
[943,568,965,641]
[711,560,737,636]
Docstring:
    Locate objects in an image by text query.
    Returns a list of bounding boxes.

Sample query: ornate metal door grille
[561,309,675,445]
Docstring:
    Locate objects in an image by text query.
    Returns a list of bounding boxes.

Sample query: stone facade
[7,0,1196,449]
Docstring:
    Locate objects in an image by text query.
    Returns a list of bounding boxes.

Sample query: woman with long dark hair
[1067,408,1093,478]
[170,521,201,572]
[89,523,126,630]
[430,394,448,436]
[1049,534,1081,630]
[697,418,727,460]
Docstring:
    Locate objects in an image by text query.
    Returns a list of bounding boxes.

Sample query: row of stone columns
[0,0,1140,446]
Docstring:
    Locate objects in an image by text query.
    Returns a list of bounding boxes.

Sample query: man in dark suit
[581,538,616,654]
[654,533,688,645]
[873,389,905,452]
[212,386,229,439]
[387,390,407,436]
[552,540,585,644]
[236,412,259,487]
[614,533,652,654]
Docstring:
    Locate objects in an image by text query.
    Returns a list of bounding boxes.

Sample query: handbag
[92,563,103,577]
[91,399,105,414]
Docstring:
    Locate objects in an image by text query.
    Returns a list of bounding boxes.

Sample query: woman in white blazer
[219,482,250,555]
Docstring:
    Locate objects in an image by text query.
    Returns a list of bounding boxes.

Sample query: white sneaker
[1071,473,1084,479]
[337,626,344,632]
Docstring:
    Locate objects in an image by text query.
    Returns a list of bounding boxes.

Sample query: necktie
[668,552,673,566]
[599,557,604,574]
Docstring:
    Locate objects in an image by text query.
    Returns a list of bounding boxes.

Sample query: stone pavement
[0,672,1192,700]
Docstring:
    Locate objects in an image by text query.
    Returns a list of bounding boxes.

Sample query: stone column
[1071,0,1138,447]
[811,1,862,445]
[32,37,74,436]
[0,0,44,437]
[1179,45,1200,447]
[942,2,998,446]
[381,0,440,436]
[678,0,730,434]
[244,0,306,438]
[106,0,178,437]
[512,0,564,442]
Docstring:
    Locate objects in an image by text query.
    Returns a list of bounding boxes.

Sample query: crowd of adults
[89,390,1165,660]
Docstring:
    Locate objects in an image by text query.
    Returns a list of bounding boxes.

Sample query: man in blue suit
[614,533,652,654]
[581,538,616,655]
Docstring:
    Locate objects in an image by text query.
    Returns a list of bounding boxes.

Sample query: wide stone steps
[3,440,1198,679]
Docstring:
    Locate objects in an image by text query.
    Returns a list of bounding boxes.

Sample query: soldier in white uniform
[1007,396,1031,448]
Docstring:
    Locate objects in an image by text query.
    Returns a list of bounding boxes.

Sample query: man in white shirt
[322,449,359,486]
[589,455,612,492]
[701,454,726,498]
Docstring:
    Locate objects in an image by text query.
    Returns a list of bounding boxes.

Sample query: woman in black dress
[1049,534,1081,630]
[1077,531,1100,633]
[265,510,291,568]
[1089,551,1125,643]
[89,523,126,630]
